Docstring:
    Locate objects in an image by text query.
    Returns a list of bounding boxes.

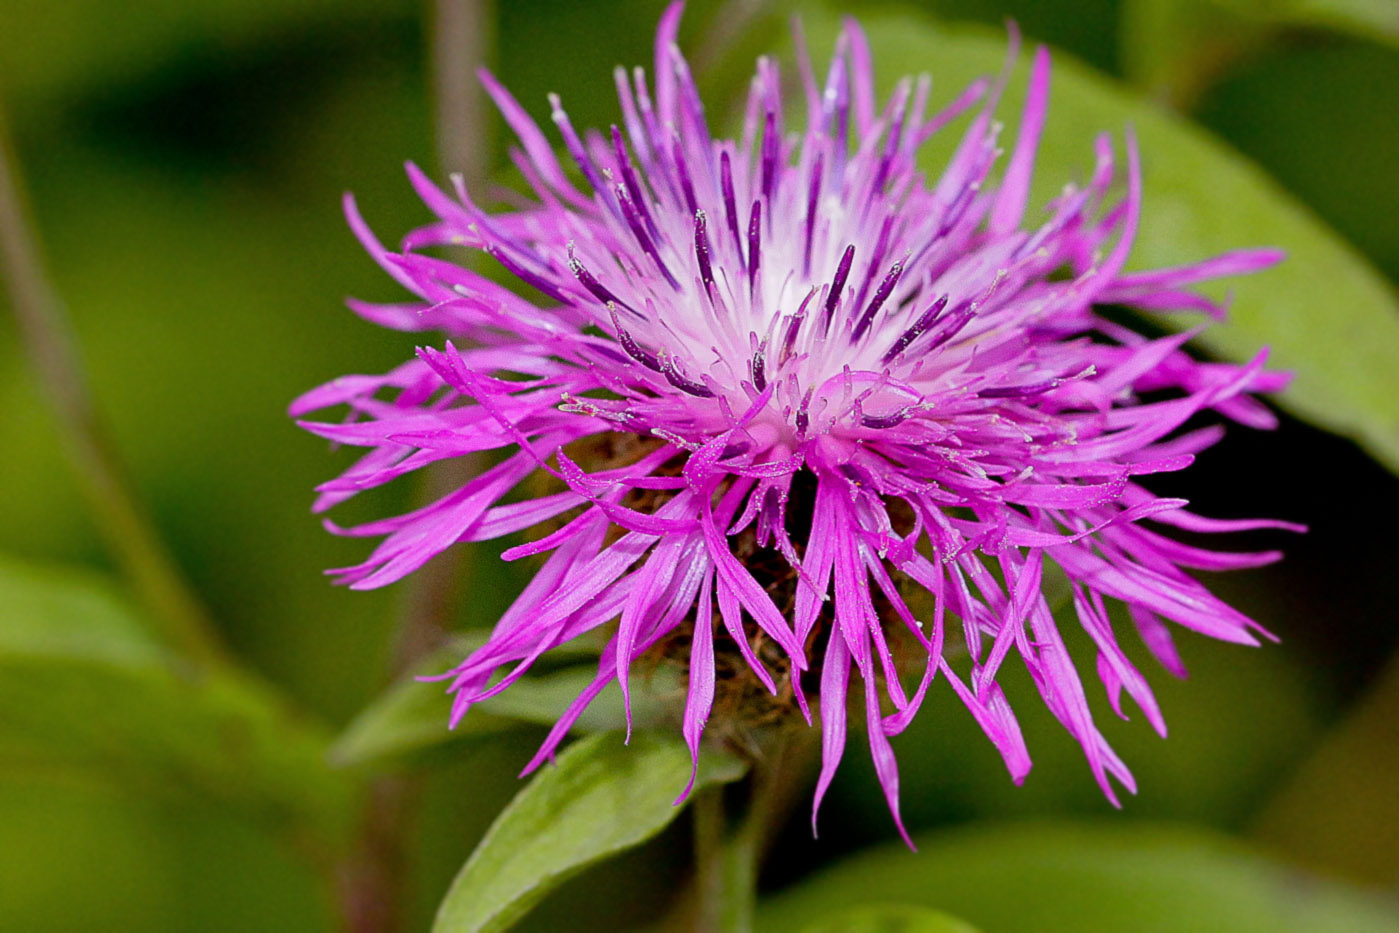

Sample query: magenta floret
[294,3,1300,844]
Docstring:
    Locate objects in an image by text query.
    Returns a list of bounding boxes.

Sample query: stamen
[671,133,699,216]
[821,245,856,331]
[694,210,715,296]
[760,106,779,206]
[611,126,661,241]
[609,308,662,371]
[720,150,744,269]
[852,258,906,341]
[568,248,636,314]
[747,200,763,297]
[881,294,949,363]
[804,151,824,276]
[616,185,680,290]
[660,351,716,397]
[751,336,768,391]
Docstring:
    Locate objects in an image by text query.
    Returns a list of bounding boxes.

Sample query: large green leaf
[803,7,1399,472]
[431,730,747,933]
[802,906,981,933]
[1121,0,1398,107]
[0,0,416,102]
[759,823,1399,933]
[0,555,354,849]
[1254,654,1399,886]
[331,636,679,769]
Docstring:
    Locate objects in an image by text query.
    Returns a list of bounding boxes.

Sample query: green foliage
[0,555,354,850]
[2,0,1398,930]
[0,0,417,103]
[431,730,747,933]
[1122,0,1399,106]
[760,823,1399,933]
[806,5,1399,473]
[331,636,679,769]
[801,905,982,933]
[1191,39,1399,281]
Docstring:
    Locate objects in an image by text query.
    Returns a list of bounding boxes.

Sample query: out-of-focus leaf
[1261,0,1399,42]
[431,730,747,933]
[1122,0,1398,107]
[760,823,1399,933]
[1254,653,1399,886]
[1191,39,1399,282]
[0,0,417,102]
[330,636,680,769]
[803,7,1399,472]
[802,905,981,933]
[0,555,354,848]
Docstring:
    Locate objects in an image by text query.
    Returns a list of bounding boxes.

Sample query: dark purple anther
[671,134,699,216]
[780,287,816,364]
[720,151,744,268]
[804,151,824,277]
[617,186,680,290]
[569,252,636,314]
[821,244,856,330]
[611,125,660,242]
[881,293,949,363]
[795,388,813,436]
[747,200,763,296]
[979,379,1058,399]
[694,211,714,294]
[609,308,662,371]
[660,355,715,397]
[851,259,905,341]
[751,346,767,391]
[861,407,914,429]
[760,106,779,205]
[922,299,976,351]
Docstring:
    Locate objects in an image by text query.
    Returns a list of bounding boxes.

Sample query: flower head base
[294,4,1300,843]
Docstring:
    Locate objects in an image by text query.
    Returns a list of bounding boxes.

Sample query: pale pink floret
[293,3,1299,844]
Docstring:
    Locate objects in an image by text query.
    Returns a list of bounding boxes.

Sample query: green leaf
[804,7,1399,472]
[431,730,747,933]
[1121,0,1397,108]
[0,555,354,848]
[0,0,417,102]
[331,637,679,769]
[1270,0,1399,42]
[1254,654,1399,886]
[802,905,981,933]
[759,823,1399,933]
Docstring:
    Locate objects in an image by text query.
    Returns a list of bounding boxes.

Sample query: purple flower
[294,4,1301,842]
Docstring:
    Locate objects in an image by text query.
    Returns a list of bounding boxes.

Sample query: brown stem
[692,787,729,933]
[0,104,226,668]
[334,3,490,931]
[433,0,492,183]
[688,731,813,933]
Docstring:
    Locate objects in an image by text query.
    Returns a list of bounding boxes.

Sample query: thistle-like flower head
[294,4,1300,842]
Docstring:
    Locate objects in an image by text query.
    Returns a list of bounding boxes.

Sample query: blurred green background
[1,0,1396,930]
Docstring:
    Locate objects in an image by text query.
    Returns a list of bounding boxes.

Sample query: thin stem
[433,0,492,183]
[692,734,801,933]
[0,106,226,669]
[692,788,730,933]
[334,4,490,931]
